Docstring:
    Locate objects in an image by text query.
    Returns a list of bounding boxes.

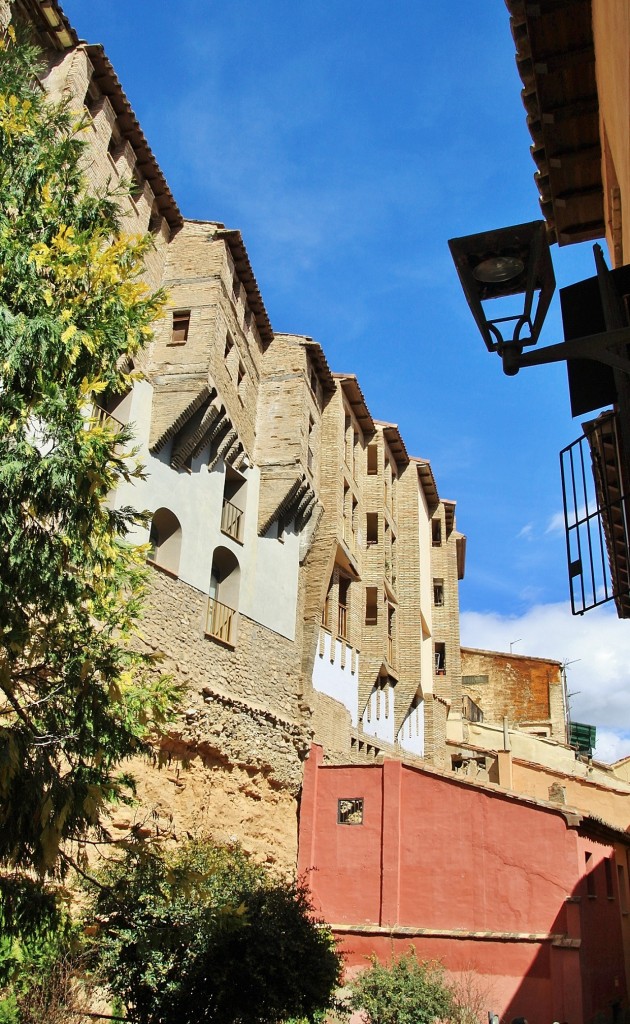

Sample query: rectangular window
[237,361,246,393]
[171,310,190,345]
[618,865,628,913]
[130,169,144,199]
[322,578,333,629]
[338,798,363,825]
[435,642,446,674]
[365,586,378,626]
[605,857,614,899]
[433,579,444,606]
[366,512,378,545]
[224,332,233,358]
[367,444,378,475]
[338,576,350,639]
[432,518,442,546]
[585,851,595,897]
[307,416,315,473]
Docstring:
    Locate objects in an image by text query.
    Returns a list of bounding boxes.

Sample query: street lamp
[449,219,630,619]
[448,220,630,379]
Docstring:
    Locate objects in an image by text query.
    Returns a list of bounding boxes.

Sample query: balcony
[338,601,348,640]
[560,411,630,616]
[205,597,237,646]
[92,404,123,431]
[221,498,243,543]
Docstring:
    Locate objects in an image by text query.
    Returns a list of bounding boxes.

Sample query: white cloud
[460,602,630,763]
[545,511,565,534]
[517,523,534,541]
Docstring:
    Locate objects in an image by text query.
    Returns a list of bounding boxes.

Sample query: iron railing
[560,411,630,616]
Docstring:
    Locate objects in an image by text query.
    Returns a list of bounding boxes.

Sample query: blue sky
[60,0,630,761]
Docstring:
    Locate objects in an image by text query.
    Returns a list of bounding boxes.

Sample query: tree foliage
[87,839,344,1024]
[0,893,92,1024]
[349,951,456,1024]
[0,27,181,883]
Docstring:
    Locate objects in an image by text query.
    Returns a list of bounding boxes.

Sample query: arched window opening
[206,546,240,646]
[148,508,182,577]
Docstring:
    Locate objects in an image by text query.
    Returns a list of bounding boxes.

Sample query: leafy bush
[87,839,343,1024]
[0,885,93,1024]
[349,950,456,1024]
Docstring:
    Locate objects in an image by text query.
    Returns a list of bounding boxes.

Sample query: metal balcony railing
[560,411,630,617]
[221,499,243,542]
[205,597,237,645]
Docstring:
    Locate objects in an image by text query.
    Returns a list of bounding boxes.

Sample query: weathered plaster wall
[510,758,630,832]
[461,647,566,740]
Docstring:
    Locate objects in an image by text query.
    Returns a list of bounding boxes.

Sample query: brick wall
[461,647,566,740]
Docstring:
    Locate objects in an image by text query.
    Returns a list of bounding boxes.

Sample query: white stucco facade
[109,380,301,641]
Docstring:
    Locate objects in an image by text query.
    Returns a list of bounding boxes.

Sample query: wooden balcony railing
[338,601,347,640]
[92,404,123,431]
[205,597,236,645]
[221,499,243,542]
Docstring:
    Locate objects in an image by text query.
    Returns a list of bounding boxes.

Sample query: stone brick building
[8,4,630,1017]
[9,0,470,866]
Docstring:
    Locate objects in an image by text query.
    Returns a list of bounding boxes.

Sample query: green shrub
[87,839,343,1024]
[350,950,456,1024]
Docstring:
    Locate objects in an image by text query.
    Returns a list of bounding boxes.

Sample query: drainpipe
[497,716,513,789]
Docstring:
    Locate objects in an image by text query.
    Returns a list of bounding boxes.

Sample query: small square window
[338,798,364,825]
[171,310,190,345]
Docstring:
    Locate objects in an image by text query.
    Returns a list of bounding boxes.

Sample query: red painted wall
[298,746,628,1024]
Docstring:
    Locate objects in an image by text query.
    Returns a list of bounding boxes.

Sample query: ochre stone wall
[106,748,300,874]
[127,567,313,867]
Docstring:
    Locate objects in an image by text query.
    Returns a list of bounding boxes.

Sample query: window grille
[337,798,364,825]
[560,411,630,616]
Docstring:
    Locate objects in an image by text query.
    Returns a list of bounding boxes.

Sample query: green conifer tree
[0,27,180,884]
